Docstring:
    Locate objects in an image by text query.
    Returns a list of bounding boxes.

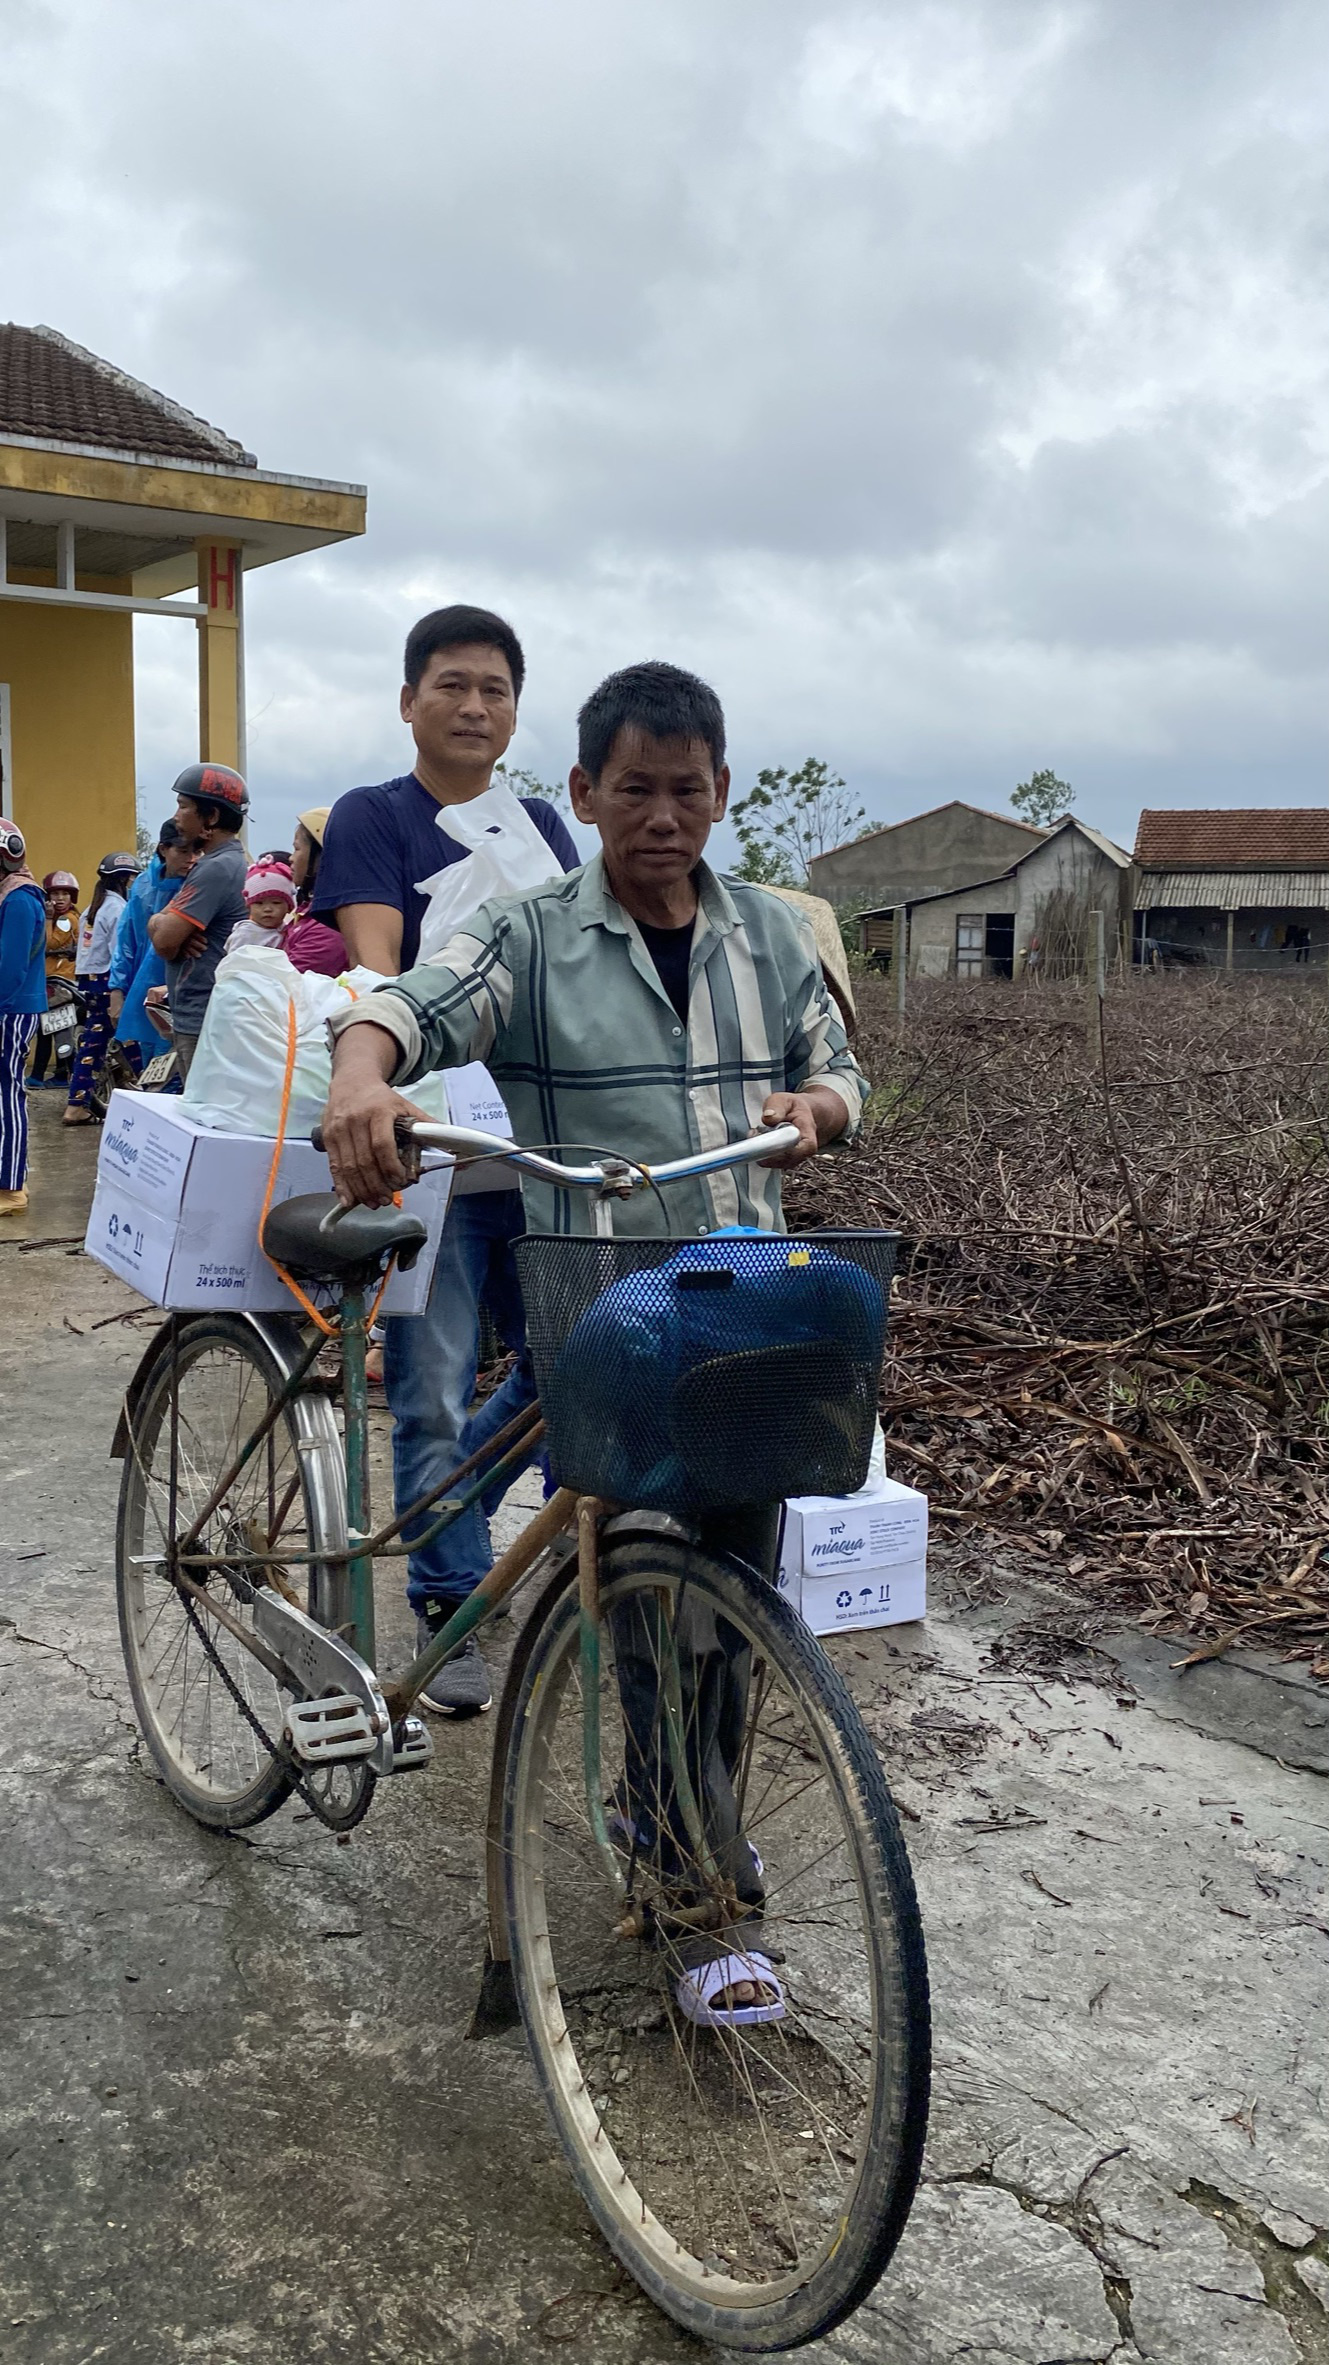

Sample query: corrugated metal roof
[1136,870,1329,910]
[818,800,1048,858]
[856,817,1131,916]
[1063,817,1132,867]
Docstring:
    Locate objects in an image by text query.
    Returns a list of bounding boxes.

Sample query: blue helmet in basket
[536,1236,890,1515]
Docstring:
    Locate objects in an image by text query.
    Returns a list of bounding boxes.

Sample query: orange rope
[256,993,402,1333]
[259,1000,339,1336]
[257,999,404,1339]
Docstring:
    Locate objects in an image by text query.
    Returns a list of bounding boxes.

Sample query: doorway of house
[984,912,1015,979]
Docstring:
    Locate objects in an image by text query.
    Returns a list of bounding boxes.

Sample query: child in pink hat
[226,860,296,952]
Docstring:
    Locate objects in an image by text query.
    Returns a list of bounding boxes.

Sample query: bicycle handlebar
[404,1119,803,1191]
[309,1118,804,1193]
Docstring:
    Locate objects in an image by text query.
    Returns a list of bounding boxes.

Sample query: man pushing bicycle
[322,658,870,2025]
[116,657,928,2336]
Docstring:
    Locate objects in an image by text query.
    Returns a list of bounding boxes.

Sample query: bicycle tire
[501,1533,930,2351]
[116,1313,347,1830]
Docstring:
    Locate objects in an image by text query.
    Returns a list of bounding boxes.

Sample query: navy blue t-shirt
[314,773,579,971]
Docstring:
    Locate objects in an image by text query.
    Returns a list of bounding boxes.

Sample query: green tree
[495,762,572,819]
[1012,767,1073,829]
[730,758,865,886]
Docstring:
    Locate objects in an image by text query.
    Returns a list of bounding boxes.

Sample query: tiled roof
[1134,809,1329,869]
[1137,870,1329,911]
[0,323,255,467]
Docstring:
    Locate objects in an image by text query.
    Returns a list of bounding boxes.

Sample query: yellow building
[0,323,366,890]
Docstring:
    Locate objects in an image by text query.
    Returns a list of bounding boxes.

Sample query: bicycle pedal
[388,1715,433,1774]
[284,1693,379,1763]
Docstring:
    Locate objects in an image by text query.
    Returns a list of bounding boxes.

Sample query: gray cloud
[3,0,1326,857]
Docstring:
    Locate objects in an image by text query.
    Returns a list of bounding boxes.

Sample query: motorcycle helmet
[170,762,249,819]
[97,851,143,880]
[0,818,26,871]
[43,869,80,896]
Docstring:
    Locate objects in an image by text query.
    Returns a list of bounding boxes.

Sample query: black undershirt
[637,917,695,1024]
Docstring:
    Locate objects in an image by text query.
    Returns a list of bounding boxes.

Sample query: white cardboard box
[778,1454,928,1636]
[86,1091,450,1314]
[798,1555,927,1638]
[442,1062,518,1195]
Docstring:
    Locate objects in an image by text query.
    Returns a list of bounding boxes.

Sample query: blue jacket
[110,856,175,1060]
[0,882,49,1016]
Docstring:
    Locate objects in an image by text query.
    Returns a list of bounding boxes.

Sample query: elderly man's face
[570,728,729,897]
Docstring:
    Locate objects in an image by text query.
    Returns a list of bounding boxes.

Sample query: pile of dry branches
[784,972,1329,1673]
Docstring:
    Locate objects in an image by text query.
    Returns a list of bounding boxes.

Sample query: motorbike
[36,978,85,1080]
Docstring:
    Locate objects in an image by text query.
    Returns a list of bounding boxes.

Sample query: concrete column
[1225,911,1235,972]
[893,904,907,1034]
[196,541,244,770]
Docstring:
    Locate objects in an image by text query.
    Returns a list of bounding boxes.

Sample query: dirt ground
[2,1096,1327,2364]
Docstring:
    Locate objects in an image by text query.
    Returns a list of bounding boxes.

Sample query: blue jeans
[383,1190,539,1618]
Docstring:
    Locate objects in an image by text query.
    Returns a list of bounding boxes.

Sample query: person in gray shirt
[147,763,250,1077]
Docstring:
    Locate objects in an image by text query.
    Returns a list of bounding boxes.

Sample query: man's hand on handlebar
[322,1025,431,1209]
[759,1087,847,1169]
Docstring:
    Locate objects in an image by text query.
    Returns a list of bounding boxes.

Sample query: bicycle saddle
[261,1193,428,1288]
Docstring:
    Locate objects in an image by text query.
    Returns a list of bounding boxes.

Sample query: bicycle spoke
[505,1547,912,2315]
[118,1329,329,1818]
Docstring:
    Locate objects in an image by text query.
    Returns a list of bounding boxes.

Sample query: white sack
[182,946,451,1137]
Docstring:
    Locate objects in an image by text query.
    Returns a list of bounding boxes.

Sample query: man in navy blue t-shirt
[316,604,578,1714]
[315,619,575,973]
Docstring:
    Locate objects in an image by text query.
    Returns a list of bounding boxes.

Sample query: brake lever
[308,1119,421,1232]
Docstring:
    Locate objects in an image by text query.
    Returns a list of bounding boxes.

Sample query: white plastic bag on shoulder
[413,784,563,965]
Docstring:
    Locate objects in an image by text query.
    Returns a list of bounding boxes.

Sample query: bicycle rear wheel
[501,1533,930,2351]
[116,1314,346,1830]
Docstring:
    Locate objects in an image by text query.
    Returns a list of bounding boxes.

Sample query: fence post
[1087,907,1105,1061]
[893,904,907,1036]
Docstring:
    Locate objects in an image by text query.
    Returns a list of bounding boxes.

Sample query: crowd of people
[0,784,345,1207]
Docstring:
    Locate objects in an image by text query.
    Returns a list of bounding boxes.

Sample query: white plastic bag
[414,784,563,964]
[183,947,454,1138]
[181,947,350,1136]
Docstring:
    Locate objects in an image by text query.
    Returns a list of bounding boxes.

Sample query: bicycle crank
[253,1591,401,1776]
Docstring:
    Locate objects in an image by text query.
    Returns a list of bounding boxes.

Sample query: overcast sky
[3,0,1327,861]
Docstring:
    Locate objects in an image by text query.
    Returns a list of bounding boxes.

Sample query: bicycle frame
[139,1116,804,1814]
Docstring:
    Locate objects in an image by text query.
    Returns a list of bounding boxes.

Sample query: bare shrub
[784,971,1329,1671]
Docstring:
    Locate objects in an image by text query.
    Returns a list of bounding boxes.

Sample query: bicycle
[113,1118,931,2352]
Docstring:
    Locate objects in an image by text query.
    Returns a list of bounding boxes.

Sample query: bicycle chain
[177,1578,375,1831]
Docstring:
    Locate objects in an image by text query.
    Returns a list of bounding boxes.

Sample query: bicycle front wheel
[116,1314,346,1830]
[502,1533,930,2351]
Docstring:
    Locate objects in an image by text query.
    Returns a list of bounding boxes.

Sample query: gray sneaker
[416,1622,493,1717]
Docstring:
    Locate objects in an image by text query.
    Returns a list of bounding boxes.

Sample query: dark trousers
[29,1025,69,1085]
[612,1506,781,1934]
[66,978,111,1108]
[0,1015,38,1189]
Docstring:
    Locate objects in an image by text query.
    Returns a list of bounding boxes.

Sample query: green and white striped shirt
[331,855,869,1237]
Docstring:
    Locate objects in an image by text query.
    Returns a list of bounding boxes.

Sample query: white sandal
[675,1950,786,2029]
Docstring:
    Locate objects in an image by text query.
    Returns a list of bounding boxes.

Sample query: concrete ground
[2,1095,1327,2364]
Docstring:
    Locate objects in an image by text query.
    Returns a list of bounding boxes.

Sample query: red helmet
[171,761,249,817]
[43,870,79,896]
[0,818,25,872]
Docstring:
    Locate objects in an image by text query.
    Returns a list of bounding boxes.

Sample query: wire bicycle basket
[515,1230,899,1514]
